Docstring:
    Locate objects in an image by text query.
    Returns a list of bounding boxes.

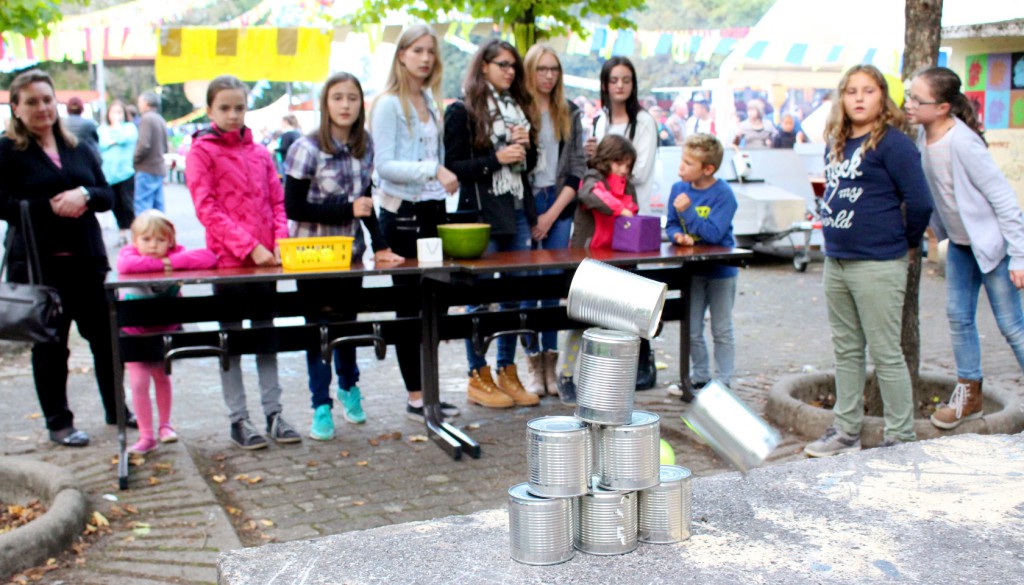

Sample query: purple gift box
[611,215,661,252]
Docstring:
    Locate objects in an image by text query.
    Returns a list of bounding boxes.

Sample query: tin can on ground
[575,328,640,425]
[639,465,692,543]
[527,416,592,498]
[575,483,638,556]
[596,410,661,491]
[682,380,781,473]
[508,483,575,566]
[567,258,667,340]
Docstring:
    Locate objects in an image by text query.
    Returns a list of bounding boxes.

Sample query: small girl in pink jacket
[186,75,301,450]
[117,211,217,454]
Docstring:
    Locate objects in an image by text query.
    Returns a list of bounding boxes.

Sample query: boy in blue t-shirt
[665,134,739,402]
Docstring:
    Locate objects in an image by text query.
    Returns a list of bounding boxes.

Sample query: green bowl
[437,223,491,259]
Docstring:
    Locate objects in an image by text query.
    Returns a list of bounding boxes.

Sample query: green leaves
[0,0,89,39]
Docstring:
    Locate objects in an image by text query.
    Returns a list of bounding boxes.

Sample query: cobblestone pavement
[2,184,1022,584]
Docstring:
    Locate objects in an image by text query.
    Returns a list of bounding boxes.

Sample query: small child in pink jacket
[571,134,638,250]
[117,211,217,454]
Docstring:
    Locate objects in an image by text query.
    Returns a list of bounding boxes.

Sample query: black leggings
[379,199,447,392]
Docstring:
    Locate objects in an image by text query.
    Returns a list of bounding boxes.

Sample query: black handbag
[0,201,63,343]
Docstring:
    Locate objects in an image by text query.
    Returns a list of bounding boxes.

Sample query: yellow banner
[155,27,331,84]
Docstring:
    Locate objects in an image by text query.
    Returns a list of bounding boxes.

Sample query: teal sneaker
[339,386,366,424]
[309,404,335,441]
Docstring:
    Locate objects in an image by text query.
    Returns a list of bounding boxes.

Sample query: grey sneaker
[230,419,268,450]
[804,427,861,458]
[266,413,302,444]
[877,435,908,449]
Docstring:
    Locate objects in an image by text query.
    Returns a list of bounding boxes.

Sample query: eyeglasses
[536,66,561,76]
[489,60,515,71]
[904,92,940,107]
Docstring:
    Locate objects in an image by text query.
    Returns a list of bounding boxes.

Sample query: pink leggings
[127,361,173,440]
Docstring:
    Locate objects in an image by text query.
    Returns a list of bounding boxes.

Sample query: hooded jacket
[186,125,288,268]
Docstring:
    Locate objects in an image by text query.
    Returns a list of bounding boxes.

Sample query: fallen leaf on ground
[154,462,173,472]
[131,522,151,536]
[234,474,249,482]
[246,476,262,485]
[353,501,366,506]
[211,474,227,484]
[226,506,242,516]
[124,504,138,514]
[340,451,350,458]
[390,431,402,440]
[148,477,161,486]
[356,460,369,467]
[408,435,428,443]
[259,519,274,527]
[467,424,480,430]
[90,511,109,527]
[25,413,41,419]
[306,461,318,467]
[368,438,380,446]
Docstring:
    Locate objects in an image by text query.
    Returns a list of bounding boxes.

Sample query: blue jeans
[134,172,165,215]
[946,243,1024,379]
[689,275,737,386]
[306,348,359,409]
[522,186,573,354]
[465,210,532,372]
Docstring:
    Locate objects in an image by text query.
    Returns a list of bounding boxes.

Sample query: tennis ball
[660,439,676,465]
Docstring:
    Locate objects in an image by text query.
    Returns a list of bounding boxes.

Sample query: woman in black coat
[444,39,539,410]
[0,69,132,446]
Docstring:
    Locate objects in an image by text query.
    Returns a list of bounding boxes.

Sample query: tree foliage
[635,0,774,31]
[349,0,645,51]
[0,0,90,39]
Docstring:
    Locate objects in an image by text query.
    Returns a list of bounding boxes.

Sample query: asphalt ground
[2,182,1022,584]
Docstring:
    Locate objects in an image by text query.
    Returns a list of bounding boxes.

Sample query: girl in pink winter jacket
[185,75,301,450]
[117,210,217,454]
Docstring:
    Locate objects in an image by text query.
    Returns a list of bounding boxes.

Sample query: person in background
[63,96,99,158]
[99,99,138,245]
[116,211,217,454]
[285,71,403,440]
[803,65,933,458]
[686,95,715,136]
[520,43,587,401]
[125,103,140,126]
[444,38,540,410]
[771,113,807,149]
[134,91,168,215]
[665,134,739,402]
[733,101,774,149]
[276,115,302,173]
[649,105,675,147]
[906,66,1024,430]
[0,69,134,447]
[665,97,689,146]
[187,75,301,450]
[370,24,463,422]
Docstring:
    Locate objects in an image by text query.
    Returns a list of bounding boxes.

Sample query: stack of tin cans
[508,260,693,566]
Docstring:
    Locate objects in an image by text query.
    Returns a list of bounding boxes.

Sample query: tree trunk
[863,0,944,417]
[512,8,536,55]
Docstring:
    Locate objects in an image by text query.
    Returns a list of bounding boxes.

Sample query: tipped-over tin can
[527,416,592,498]
[575,483,638,556]
[575,328,640,425]
[567,258,667,340]
[638,465,692,543]
[508,483,575,566]
[682,380,781,473]
[596,410,661,491]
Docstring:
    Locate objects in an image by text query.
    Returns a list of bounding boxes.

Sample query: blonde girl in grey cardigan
[907,66,1024,430]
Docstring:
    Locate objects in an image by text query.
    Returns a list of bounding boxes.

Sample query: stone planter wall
[766,370,1024,447]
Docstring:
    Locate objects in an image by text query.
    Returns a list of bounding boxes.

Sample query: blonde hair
[684,133,724,172]
[5,69,78,151]
[374,24,444,130]
[131,210,177,248]
[825,64,905,163]
[523,43,571,142]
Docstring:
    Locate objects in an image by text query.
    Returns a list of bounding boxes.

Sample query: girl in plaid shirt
[284,71,401,441]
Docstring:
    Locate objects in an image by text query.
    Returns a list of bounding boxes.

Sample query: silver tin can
[596,410,661,490]
[638,465,692,543]
[508,483,575,566]
[567,258,667,340]
[527,416,592,498]
[575,328,640,425]
[575,483,638,556]
[682,380,781,473]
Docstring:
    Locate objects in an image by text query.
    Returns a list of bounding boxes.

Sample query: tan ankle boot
[931,378,983,429]
[467,366,514,409]
[523,353,546,395]
[496,364,540,406]
[543,351,559,396]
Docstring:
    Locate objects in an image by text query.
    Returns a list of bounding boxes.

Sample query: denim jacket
[371,92,443,202]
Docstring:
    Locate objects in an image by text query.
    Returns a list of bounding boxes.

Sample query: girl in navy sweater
[804,65,933,458]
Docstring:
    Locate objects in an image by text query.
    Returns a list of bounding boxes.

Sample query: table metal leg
[420,277,480,460]
[107,289,129,490]
[679,270,692,387]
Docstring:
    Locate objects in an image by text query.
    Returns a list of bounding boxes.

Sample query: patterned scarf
[487,84,530,199]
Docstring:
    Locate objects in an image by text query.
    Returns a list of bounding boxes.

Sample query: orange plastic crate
[277,236,354,271]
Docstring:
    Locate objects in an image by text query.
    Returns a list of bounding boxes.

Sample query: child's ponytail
[915,66,986,145]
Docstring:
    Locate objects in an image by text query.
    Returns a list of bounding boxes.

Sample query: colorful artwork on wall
[966,53,1024,130]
